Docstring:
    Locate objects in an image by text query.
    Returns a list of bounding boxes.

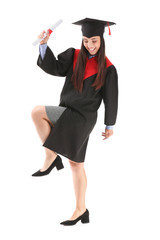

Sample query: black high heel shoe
[32,155,64,177]
[60,209,89,226]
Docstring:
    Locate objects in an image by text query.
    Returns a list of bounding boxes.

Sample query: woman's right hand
[38,30,50,45]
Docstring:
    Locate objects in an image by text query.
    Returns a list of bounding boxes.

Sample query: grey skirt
[45,106,67,125]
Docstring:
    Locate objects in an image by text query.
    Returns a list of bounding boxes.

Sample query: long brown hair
[71,37,106,93]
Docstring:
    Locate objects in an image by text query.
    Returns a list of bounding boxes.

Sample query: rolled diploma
[32,19,63,46]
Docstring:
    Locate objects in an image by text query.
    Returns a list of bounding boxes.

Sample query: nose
[88,41,94,49]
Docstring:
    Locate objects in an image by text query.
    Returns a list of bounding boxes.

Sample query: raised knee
[31,105,44,121]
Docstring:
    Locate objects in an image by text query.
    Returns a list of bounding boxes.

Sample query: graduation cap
[72,18,116,38]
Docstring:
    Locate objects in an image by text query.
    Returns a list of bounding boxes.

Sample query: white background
[0,0,160,239]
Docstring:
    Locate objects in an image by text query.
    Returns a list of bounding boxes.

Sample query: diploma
[32,19,63,46]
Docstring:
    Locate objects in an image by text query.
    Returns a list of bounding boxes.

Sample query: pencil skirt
[45,106,67,125]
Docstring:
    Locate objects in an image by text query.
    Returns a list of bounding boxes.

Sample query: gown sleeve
[37,46,75,77]
[102,65,118,126]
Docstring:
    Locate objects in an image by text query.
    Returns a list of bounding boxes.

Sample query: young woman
[31,18,118,226]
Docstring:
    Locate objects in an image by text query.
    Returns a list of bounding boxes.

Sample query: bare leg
[31,105,57,171]
[68,160,87,220]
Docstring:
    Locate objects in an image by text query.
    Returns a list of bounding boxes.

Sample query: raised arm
[36,31,75,77]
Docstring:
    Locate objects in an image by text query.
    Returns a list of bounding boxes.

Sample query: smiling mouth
[88,48,96,52]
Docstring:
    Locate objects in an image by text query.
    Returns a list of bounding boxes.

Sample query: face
[83,36,101,55]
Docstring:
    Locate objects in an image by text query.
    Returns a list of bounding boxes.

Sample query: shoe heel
[56,160,64,170]
[81,214,89,224]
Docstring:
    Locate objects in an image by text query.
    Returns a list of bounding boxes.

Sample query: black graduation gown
[37,47,118,162]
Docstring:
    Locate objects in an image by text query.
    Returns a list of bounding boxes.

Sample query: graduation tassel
[107,22,111,35]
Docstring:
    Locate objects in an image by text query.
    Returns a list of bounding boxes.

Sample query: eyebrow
[83,37,98,40]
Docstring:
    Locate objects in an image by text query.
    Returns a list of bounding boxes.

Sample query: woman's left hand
[102,128,113,140]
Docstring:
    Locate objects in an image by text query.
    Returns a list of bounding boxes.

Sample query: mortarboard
[72,18,116,38]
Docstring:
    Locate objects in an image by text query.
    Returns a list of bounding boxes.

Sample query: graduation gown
[37,47,118,162]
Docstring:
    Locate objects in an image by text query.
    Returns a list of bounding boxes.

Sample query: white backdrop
[0,0,160,239]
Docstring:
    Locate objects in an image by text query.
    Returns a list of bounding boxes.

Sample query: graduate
[31,18,118,225]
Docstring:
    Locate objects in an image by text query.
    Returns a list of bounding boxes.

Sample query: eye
[92,41,97,43]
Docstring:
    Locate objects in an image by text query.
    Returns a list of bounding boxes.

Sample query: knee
[31,105,44,121]
[69,160,84,172]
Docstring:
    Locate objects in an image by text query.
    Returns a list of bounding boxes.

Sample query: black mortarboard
[72,18,116,38]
